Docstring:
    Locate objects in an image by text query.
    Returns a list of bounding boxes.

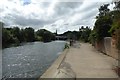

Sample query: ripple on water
[2,41,66,78]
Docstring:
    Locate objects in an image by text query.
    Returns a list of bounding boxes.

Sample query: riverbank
[2,40,53,49]
[40,42,118,79]
[40,48,76,79]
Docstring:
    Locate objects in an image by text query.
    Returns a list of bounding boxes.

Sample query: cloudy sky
[0,0,113,34]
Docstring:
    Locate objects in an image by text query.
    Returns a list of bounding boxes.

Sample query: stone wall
[104,37,111,56]
[111,37,118,59]
[95,37,118,60]
[94,37,119,76]
[95,40,105,53]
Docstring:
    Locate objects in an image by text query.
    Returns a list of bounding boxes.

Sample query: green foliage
[36,29,55,42]
[90,1,120,50]
[98,4,110,17]
[35,36,42,41]
[80,27,91,42]
[1,23,55,48]
[92,4,112,42]
[94,16,112,41]
[60,31,81,40]
[110,1,120,50]
[24,27,35,42]
[11,27,21,43]
[109,10,120,33]
[60,31,73,39]
[64,43,69,49]
[89,30,97,45]
[2,28,15,48]
[60,27,91,42]
[114,1,120,10]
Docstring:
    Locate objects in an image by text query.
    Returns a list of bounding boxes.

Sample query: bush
[89,30,97,46]
[64,43,69,49]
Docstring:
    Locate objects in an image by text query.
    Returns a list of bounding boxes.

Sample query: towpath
[64,42,118,78]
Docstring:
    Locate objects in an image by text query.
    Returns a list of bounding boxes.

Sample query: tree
[89,30,97,45]
[24,27,35,42]
[2,28,15,48]
[93,4,112,41]
[98,4,110,17]
[80,27,91,42]
[11,27,21,43]
[59,31,80,40]
[94,16,112,41]
[110,1,120,50]
[36,29,55,42]
[20,29,26,42]
[114,1,120,10]
[109,1,120,33]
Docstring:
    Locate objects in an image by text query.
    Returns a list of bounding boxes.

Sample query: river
[2,41,66,79]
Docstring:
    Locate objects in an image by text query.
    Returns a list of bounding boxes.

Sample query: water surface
[2,41,66,79]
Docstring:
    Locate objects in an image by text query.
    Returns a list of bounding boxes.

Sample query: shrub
[64,43,69,49]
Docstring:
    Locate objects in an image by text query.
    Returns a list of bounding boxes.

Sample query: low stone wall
[104,37,118,59]
[95,37,118,60]
[111,38,118,59]
[95,40,105,53]
[104,37,111,55]
[94,37,119,76]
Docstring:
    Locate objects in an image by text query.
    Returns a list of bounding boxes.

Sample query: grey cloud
[51,24,57,26]
[13,15,55,27]
[58,2,82,9]
[79,2,99,12]
[54,2,83,16]
[2,13,56,28]
[41,2,51,8]
[69,5,98,26]
[72,19,93,26]
[0,1,104,33]
[64,23,69,25]
[81,9,98,20]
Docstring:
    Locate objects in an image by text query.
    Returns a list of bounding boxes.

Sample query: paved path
[64,42,118,78]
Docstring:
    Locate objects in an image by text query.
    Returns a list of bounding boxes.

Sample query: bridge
[55,36,67,40]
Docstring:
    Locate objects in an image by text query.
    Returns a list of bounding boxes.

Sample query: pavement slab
[64,42,118,78]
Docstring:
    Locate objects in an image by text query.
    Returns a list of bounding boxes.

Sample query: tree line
[58,26,91,42]
[1,23,56,48]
